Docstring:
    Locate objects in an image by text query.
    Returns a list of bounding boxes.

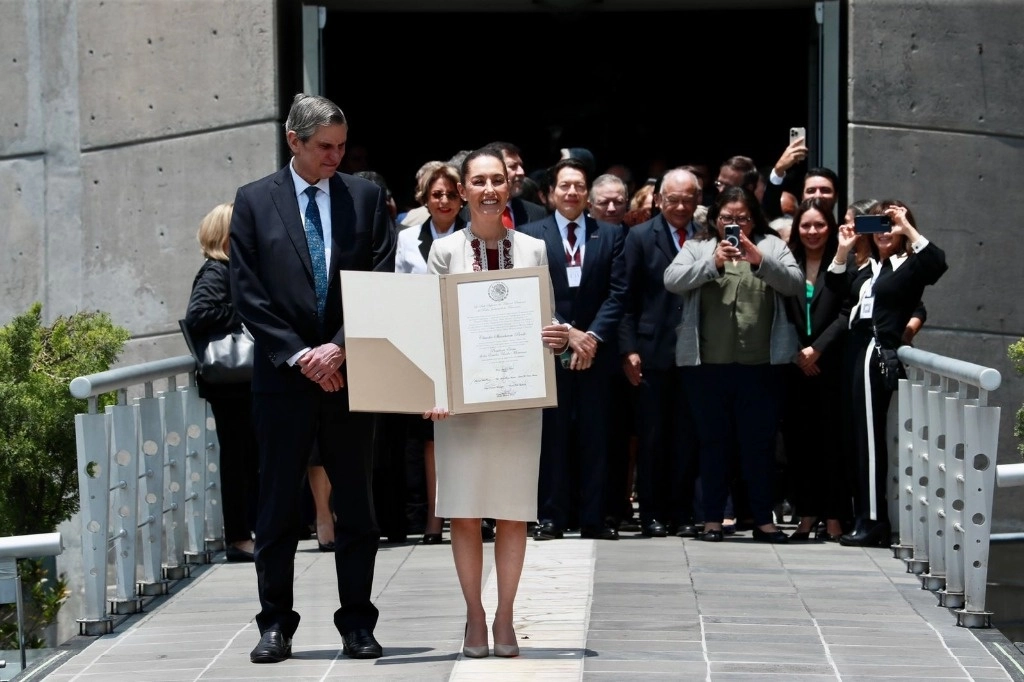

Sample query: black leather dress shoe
[421,533,443,545]
[676,524,702,538]
[700,529,724,542]
[533,520,562,541]
[580,525,619,540]
[250,629,291,663]
[225,545,255,562]
[640,520,668,537]
[839,522,891,547]
[752,528,789,544]
[342,628,383,659]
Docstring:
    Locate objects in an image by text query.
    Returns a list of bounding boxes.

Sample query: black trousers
[846,332,894,525]
[204,386,259,544]
[685,363,783,526]
[537,362,612,530]
[252,390,379,638]
[634,367,699,525]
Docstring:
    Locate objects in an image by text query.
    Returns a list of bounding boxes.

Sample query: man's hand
[774,138,808,176]
[317,370,345,392]
[298,343,346,385]
[569,350,593,371]
[623,353,642,386]
[568,327,597,360]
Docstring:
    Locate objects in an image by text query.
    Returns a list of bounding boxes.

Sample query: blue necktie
[303,186,328,321]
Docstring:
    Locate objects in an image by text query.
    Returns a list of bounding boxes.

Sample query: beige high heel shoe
[492,624,519,658]
[462,623,488,658]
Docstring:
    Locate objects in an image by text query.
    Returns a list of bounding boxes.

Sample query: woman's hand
[836,224,857,262]
[737,231,763,267]
[885,204,921,244]
[423,407,450,421]
[715,239,736,268]
[541,322,570,352]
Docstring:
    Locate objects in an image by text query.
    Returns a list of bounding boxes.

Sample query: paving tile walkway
[38,529,1024,681]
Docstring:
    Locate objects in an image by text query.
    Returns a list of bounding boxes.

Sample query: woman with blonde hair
[184,202,259,562]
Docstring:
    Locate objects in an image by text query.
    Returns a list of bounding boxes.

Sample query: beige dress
[427,227,548,521]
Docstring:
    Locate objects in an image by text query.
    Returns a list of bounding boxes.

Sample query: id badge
[860,294,874,319]
[566,266,582,288]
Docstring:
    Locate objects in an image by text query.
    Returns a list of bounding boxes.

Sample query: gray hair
[589,174,627,202]
[284,93,346,141]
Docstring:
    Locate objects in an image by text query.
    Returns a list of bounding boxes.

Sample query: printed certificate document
[341,267,556,414]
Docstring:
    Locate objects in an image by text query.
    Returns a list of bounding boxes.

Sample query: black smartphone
[854,214,892,234]
[724,224,741,247]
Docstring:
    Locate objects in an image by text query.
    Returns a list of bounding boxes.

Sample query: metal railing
[890,345,1003,628]
[68,356,222,635]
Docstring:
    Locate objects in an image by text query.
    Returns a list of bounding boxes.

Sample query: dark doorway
[323,7,817,210]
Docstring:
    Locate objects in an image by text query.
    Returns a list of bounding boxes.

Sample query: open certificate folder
[340,266,557,415]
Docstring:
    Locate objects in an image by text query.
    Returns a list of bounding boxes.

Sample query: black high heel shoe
[790,519,820,541]
[752,527,789,544]
[839,521,891,547]
[421,533,442,545]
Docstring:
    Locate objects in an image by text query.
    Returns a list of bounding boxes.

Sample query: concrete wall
[848,0,1024,529]
[0,0,280,645]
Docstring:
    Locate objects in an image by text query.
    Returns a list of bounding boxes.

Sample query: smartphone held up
[789,126,806,144]
[854,214,892,234]
[724,224,741,248]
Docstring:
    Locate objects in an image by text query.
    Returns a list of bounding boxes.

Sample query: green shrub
[0,302,130,647]
[1011,338,1024,457]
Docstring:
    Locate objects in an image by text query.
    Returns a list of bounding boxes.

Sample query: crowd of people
[183,92,947,663]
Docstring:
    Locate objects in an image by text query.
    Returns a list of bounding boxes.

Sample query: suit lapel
[270,168,315,284]
[328,174,352,286]
[580,216,601,287]
[417,222,433,265]
[543,218,570,289]
[654,215,676,263]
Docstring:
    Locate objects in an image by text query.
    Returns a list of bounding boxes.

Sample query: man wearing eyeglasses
[588,174,629,227]
[618,167,706,539]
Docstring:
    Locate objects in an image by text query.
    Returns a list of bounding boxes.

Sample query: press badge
[567,266,582,288]
[860,294,874,319]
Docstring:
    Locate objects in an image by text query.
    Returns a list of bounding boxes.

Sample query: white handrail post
[106,403,142,616]
[906,379,930,575]
[74,414,114,635]
[135,394,169,596]
[893,375,915,560]
[938,394,966,609]
[181,386,211,564]
[920,384,951,592]
[160,386,190,580]
[955,404,1000,628]
[203,402,225,552]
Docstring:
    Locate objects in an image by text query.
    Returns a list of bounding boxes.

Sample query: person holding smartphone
[663,186,803,544]
[829,200,947,547]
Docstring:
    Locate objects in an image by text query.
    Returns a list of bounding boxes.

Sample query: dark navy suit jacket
[229,165,396,393]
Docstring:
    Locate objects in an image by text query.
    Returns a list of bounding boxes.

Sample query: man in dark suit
[229,93,395,664]
[519,158,627,541]
[619,167,704,538]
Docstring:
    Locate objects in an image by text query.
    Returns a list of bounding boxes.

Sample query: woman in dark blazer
[832,199,947,547]
[781,199,851,541]
[184,202,259,562]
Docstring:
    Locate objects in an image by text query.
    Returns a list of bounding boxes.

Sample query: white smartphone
[789,127,806,144]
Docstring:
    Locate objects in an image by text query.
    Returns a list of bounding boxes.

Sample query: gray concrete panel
[850,1,1024,136]
[847,125,1024,335]
[77,0,277,149]
[0,0,37,154]
[0,159,45,323]
[78,123,279,336]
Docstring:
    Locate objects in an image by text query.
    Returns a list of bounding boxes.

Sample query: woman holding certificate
[424,147,569,658]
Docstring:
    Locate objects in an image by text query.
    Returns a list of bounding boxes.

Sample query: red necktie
[565,222,581,266]
[676,228,686,248]
[501,205,514,230]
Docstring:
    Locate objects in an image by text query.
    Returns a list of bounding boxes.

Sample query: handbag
[873,338,902,392]
[179,319,254,384]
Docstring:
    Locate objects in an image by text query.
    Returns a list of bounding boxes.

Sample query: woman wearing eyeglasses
[663,186,803,543]
[394,163,466,545]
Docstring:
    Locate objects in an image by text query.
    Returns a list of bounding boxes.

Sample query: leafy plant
[0,303,130,535]
[1010,338,1024,456]
[0,559,70,649]
[0,303,129,648]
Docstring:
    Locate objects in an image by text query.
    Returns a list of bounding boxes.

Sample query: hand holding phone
[789,127,806,144]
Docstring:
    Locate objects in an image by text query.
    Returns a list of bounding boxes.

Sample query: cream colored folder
[340,267,556,415]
